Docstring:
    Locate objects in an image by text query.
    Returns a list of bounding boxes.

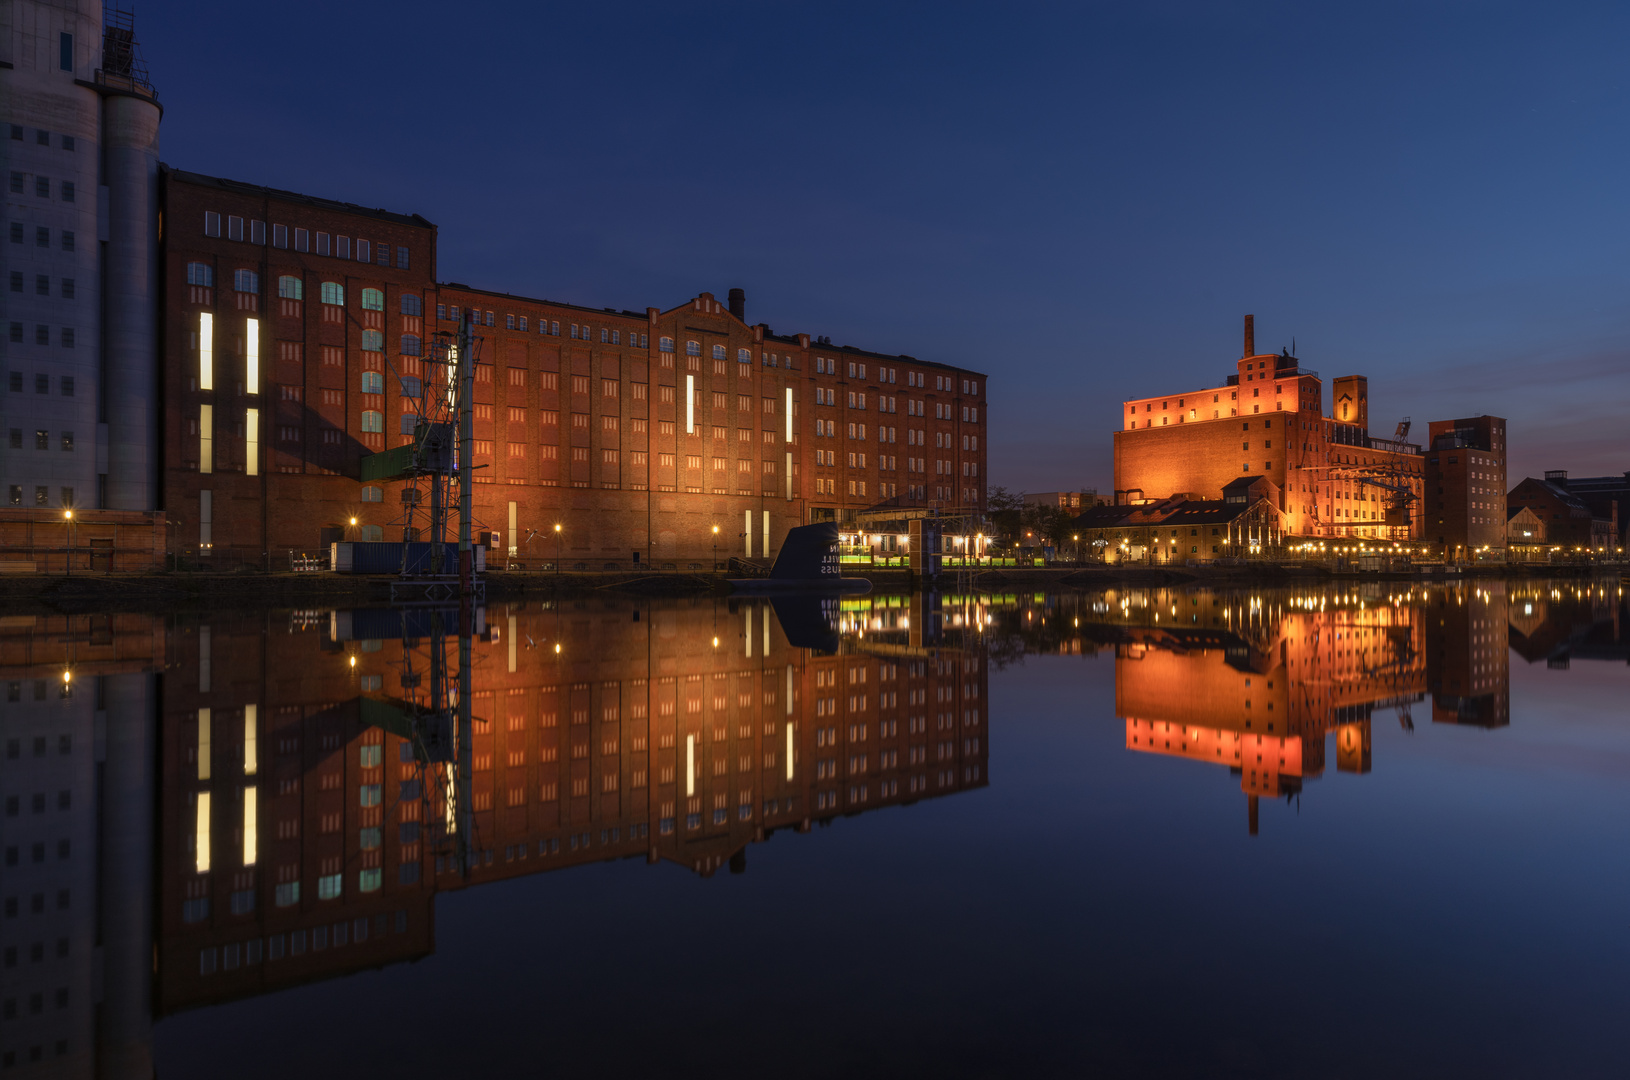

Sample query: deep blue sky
[147,0,1629,495]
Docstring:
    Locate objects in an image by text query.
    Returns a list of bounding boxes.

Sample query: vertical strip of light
[685,733,695,797]
[785,721,794,781]
[508,615,517,673]
[243,786,257,866]
[762,599,770,655]
[199,404,213,474]
[762,511,770,562]
[197,707,212,780]
[685,374,695,434]
[786,386,795,501]
[744,509,752,558]
[243,704,257,775]
[199,312,213,390]
[245,408,259,476]
[744,606,753,659]
[194,791,211,874]
[245,317,259,395]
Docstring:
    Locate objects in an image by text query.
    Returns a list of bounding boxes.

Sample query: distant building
[1507,473,1617,555]
[1424,416,1509,559]
[1114,316,1426,542]
[1070,476,1282,564]
[1505,505,1547,561]
[1022,490,1097,512]
[1516,470,1626,552]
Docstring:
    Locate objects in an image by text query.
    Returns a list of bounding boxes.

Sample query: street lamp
[63,508,73,576]
[553,523,562,576]
[711,524,719,570]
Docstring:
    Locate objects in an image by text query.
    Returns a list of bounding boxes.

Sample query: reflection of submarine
[729,521,871,595]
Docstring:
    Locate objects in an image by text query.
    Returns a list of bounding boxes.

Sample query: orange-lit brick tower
[1114,316,1427,543]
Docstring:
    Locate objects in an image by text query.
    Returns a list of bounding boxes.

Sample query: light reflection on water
[0,578,1625,1077]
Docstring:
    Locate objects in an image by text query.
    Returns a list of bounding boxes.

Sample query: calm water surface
[4,579,1627,1078]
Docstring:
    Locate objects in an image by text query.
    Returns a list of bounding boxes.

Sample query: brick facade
[160,171,988,566]
[1114,321,1428,543]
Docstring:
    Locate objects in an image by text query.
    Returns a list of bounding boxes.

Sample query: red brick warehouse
[160,169,989,567]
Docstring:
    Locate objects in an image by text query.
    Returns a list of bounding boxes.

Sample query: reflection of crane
[1398,704,1414,732]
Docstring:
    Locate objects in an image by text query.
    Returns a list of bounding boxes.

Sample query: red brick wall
[161,173,988,565]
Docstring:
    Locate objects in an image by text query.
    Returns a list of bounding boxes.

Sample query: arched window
[233,269,259,293]
[361,288,384,311]
[659,337,675,353]
[278,276,303,300]
[400,294,422,316]
[186,262,213,287]
[401,334,421,356]
[360,411,383,433]
[399,414,418,435]
[360,486,383,503]
[361,371,384,394]
[361,329,383,352]
[711,344,726,360]
[320,282,344,306]
[685,340,701,356]
[737,348,750,362]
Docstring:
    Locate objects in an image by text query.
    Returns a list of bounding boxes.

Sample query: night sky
[147,1,1630,495]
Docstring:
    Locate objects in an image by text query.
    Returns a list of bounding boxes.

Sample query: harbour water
[2,579,1626,1077]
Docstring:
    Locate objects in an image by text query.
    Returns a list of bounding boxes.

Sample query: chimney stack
[728,288,745,321]
[1243,314,1255,358]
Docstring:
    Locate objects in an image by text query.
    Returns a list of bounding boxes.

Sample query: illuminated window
[277,275,302,300]
[361,288,383,311]
[320,282,344,306]
[361,411,383,433]
[361,329,383,352]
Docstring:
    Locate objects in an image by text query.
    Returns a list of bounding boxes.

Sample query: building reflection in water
[1055,580,1620,835]
[0,593,986,1070]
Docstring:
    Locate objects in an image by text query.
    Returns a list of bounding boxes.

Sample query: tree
[986,487,1024,547]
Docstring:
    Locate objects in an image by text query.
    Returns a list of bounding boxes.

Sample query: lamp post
[711,524,719,571]
[63,508,73,576]
[553,523,562,576]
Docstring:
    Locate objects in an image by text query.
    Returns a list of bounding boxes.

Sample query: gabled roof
[1516,477,1594,516]
[1070,496,1269,531]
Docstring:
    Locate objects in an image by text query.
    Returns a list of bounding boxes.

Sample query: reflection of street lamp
[553,523,562,576]
[62,508,74,576]
[711,524,719,570]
